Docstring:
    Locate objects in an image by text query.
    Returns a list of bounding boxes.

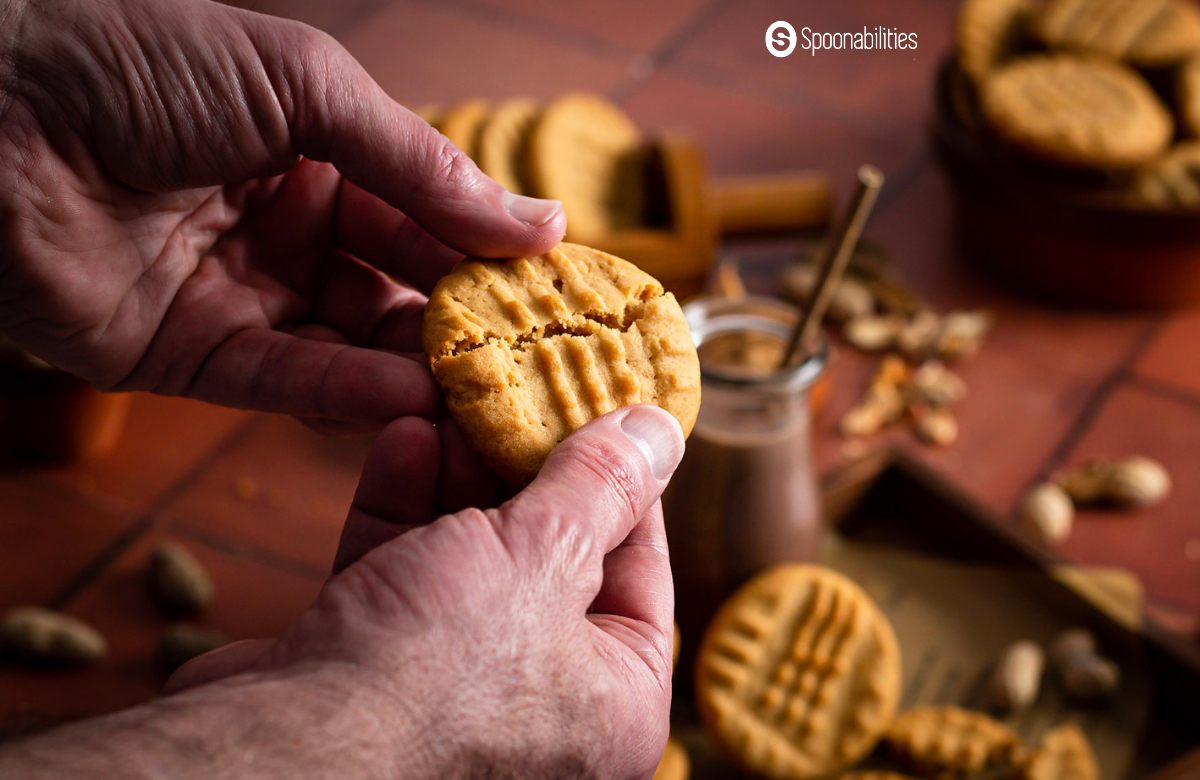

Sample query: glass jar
[663,295,827,659]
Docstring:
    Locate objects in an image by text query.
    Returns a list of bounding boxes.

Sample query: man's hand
[0,406,683,778]
[0,0,565,428]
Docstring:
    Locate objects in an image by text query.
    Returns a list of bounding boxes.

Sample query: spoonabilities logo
[765,21,797,58]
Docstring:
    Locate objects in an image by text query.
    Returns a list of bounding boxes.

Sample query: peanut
[909,361,966,407]
[158,624,229,674]
[0,606,106,667]
[843,314,905,351]
[897,310,941,360]
[937,310,992,361]
[989,640,1045,713]
[1049,627,1119,703]
[781,264,875,321]
[912,405,958,447]
[1019,482,1074,544]
[1054,456,1170,508]
[148,541,214,617]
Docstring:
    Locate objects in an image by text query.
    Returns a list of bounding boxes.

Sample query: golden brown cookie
[422,243,700,484]
[440,100,490,159]
[695,565,901,780]
[477,98,539,194]
[653,739,690,780]
[884,706,1026,779]
[1032,0,1200,67]
[1021,723,1099,780]
[956,0,1033,84]
[1179,56,1200,137]
[1131,141,1200,206]
[527,93,646,241]
[981,55,1173,169]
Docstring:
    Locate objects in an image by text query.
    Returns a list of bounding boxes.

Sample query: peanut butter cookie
[1179,56,1200,136]
[1131,141,1200,206]
[981,55,1173,169]
[695,565,901,780]
[957,0,1033,84]
[1032,0,1200,67]
[884,706,1026,778]
[653,739,690,780]
[527,93,646,241]
[477,98,539,194]
[1022,723,1099,780]
[439,100,490,159]
[422,243,699,484]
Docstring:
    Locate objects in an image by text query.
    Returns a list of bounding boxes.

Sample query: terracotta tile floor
[2,0,1198,730]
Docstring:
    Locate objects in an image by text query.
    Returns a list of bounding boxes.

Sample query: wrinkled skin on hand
[0,0,564,429]
[170,407,683,778]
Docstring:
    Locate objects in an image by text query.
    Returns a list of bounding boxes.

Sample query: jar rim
[683,295,828,392]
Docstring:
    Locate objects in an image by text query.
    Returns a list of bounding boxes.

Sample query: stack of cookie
[952,0,1200,208]
[418,93,715,280]
[418,93,833,287]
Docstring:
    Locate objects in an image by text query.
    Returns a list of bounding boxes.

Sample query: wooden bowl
[933,59,1200,310]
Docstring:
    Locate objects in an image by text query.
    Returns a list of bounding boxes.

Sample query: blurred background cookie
[695,565,901,780]
[439,99,490,158]
[527,92,646,242]
[476,97,539,195]
[956,0,1033,84]
[1031,0,1200,67]
[883,706,1026,778]
[1130,140,1200,206]
[980,54,1173,169]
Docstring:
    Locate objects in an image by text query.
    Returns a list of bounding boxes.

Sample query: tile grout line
[173,524,329,582]
[46,415,263,610]
[1030,316,1167,488]
[402,0,645,65]
[610,0,734,103]
[1123,373,1200,415]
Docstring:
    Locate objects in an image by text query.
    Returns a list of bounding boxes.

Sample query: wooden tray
[670,447,1200,778]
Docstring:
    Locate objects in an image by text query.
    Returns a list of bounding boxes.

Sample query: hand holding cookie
[159,406,683,778]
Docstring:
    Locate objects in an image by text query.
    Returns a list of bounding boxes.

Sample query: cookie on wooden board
[1021,723,1100,780]
[440,99,490,159]
[477,98,540,194]
[527,93,646,241]
[653,739,690,780]
[695,565,901,780]
[884,706,1026,778]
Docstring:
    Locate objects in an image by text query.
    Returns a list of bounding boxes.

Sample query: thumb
[247,17,566,257]
[500,406,685,569]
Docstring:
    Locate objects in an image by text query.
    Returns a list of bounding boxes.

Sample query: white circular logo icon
[765,21,797,58]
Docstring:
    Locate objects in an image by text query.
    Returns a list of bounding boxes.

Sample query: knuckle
[419,134,480,194]
[571,436,644,520]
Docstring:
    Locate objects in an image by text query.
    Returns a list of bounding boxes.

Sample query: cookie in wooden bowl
[980,54,1173,169]
[1031,0,1200,68]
